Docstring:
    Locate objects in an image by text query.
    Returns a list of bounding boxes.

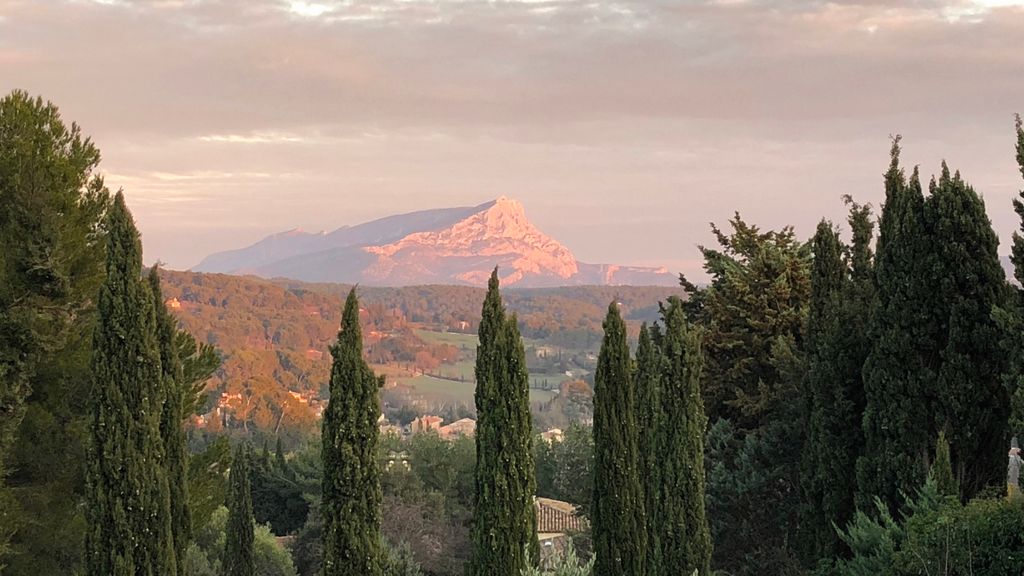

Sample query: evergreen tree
[224,443,256,576]
[860,138,1009,508]
[591,302,646,576]
[681,215,810,575]
[471,269,538,576]
[931,431,958,499]
[0,90,110,571]
[1000,115,1024,439]
[801,204,874,561]
[321,289,384,576]
[150,267,191,576]
[85,192,176,576]
[925,164,1009,498]
[657,297,711,575]
[858,139,935,513]
[634,324,663,570]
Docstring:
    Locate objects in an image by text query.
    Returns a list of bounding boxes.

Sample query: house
[535,497,588,569]
[411,415,444,434]
[305,348,323,361]
[535,345,556,359]
[164,297,182,310]
[439,418,476,439]
[540,428,564,443]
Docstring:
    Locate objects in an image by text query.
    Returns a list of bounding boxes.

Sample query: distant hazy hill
[193,197,676,287]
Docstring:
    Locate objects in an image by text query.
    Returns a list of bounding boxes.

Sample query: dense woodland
[4,90,1024,576]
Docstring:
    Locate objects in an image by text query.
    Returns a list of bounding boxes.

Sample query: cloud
[198,131,307,144]
[1,0,1022,274]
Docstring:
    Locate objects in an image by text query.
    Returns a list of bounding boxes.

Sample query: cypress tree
[471,269,538,576]
[322,288,384,576]
[149,267,191,576]
[635,324,662,570]
[860,138,1009,508]
[592,302,646,576]
[801,205,873,560]
[858,140,935,513]
[224,443,256,576]
[924,163,1009,498]
[932,431,958,499]
[85,191,176,576]
[1003,115,1024,439]
[657,297,711,575]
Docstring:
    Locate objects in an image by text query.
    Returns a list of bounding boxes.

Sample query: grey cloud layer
[1,0,1022,274]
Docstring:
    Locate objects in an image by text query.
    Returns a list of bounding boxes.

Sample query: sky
[2,0,1023,280]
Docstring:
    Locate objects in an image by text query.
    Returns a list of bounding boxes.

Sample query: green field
[416,329,478,349]
[402,374,557,406]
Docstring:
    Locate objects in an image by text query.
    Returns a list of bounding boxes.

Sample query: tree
[1000,114,1024,441]
[225,444,256,576]
[471,269,538,576]
[858,139,935,513]
[634,324,663,569]
[860,139,1010,509]
[0,90,110,572]
[931,432,958,499]
[681,215,810,575]
[151,267,192,575]
[85,192,176,576]
[591,303,646,576]
[801,203,874,561]
[321,289,384,576]
[657,297,712,575]
[924,163,1009,498]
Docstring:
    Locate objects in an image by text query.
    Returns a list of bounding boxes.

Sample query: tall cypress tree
[1003,115,1024,439]
[322,288,384,576]
[635,324,663,570]
[860,139,1009,508]
[924,163,1008,498]
[85,192,176,576]
[657,297,711,575]
[801,206,873,560]
[224,443,255,576]
[149,267,191,576]
[592,302,646,576]
[858,140,935,513]
[471,269,538,576]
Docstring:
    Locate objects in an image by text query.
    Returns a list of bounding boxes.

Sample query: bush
[895,496,1024,575]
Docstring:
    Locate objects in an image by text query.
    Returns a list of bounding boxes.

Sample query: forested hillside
[157,270,679,439]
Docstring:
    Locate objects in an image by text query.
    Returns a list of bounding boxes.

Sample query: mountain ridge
[194,197,674,287]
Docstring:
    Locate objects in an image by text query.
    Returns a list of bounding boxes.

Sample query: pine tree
[924,163,1009,498]
[0,90,110,570]
[149,267,191,576]
[634,324,663,570]
[858,139,935,513]
[85,192,176,576]
[657,297,711,575]
[471,269,538,576]
[801,206,874,560]
[224,443,256,576]
[321,288,384,576]
[592,302,646,576]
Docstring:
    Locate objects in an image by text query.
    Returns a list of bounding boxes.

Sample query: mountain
[193,197,676,287]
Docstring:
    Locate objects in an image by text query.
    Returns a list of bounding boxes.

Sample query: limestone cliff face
[363,197,578,285]
[193,197,676,287]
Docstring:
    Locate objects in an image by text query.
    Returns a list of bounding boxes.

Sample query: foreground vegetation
[2,90,1024,576]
